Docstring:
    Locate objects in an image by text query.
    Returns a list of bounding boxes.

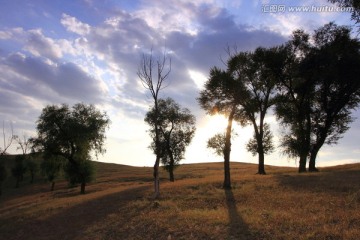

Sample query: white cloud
[0,30,12,40]
[24,29,63,60]
[61,13,91,35]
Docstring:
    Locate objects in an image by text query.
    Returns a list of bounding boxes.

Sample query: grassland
[0,161,360,240]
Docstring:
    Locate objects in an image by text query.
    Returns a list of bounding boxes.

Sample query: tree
[11,155,27,188]
[41,154,64,191]
[228,46,284,174]
[1,121,14,156]
[275,23,360,172]
[15,134,37,183]
[275,29,314,173]
[26,157,38,184]
[32,103,110,194]
[198,67,246,189]
[302,23,360,171]
[328,0,360,31]
[246,123,274,157]
[138,49,171,198]
[207,131,238,158]
[0,159,7,195]
[14,134,32,155]
[64,155,95,193]
[145,98,196,182]
[0,121,11,194]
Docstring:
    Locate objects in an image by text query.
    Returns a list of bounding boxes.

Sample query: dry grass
[1,162,360,239]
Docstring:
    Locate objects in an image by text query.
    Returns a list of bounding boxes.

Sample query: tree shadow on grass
[275,169,360,194]
[224,189,252,240]
[2,185,150,240]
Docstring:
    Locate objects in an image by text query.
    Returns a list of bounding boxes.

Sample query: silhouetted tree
[26,157,38,184]
[146,98,196,182]
[302,23,360,171]
[14,134,38,183]
[246,123,274,158]
[41,154,64,191]
[0,159,7,195]
[276,23,360,172]
[207,133,226,157]
[65,155,95,193]
[207,130,237,159]
[198,67,246,189]
[1,121,14,156]
[275,29,314,173]
[228,46,285,174]
[328,0,360,31]
[14,134,32,155]
[32,103,110,194]
[11,155,27,188]
[138,49,171,198]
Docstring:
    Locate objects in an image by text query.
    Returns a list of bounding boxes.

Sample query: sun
[206,114,228,132]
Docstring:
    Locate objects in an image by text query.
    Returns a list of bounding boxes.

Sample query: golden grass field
[1,161,360,240]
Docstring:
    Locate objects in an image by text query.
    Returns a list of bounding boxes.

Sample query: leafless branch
[1,121,14,156]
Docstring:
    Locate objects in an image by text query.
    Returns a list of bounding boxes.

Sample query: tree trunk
[309,131,327,172]
[169,167,174,182]
[153,156,160,199]
[257,150,266,175]
[80,182,86,194]
[168,148,175,182]
[309,147,320,172]
[51,181,55,191]
[223,107,235,189]
[298,154,307,173]
[15,177,19,188]
[30,173,34,184]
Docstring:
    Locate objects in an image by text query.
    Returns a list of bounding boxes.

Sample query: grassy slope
[0,161,360,240]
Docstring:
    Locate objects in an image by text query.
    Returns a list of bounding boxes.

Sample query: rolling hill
[0,160,359,239]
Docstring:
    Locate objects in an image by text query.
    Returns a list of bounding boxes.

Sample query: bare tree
[1,121,14,156]
[15,134,32,155]
[137,49,171,198]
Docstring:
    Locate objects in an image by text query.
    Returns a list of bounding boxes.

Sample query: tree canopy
[275,23,360,172]
[32,103,110,193]
[145,98,196,182]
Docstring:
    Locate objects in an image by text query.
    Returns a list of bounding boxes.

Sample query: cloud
[24,29,63,60]
[61,13,91,35]
[1,0,357,166]
[1,52,106,104]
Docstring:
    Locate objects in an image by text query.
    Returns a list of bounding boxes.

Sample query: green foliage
[64,157,95,187]
[41,154,64,186]
[227,46,285,173]
[145,98,196,180]
[32,103,110,159]
[246,123,274,156]
[275,23,360,171]
[197,67,246,121]
[33,103,110,193]
[207,131,238,157]
[207,133,226,157]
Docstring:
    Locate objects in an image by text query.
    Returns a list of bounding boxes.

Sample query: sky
[0,0,359,168]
